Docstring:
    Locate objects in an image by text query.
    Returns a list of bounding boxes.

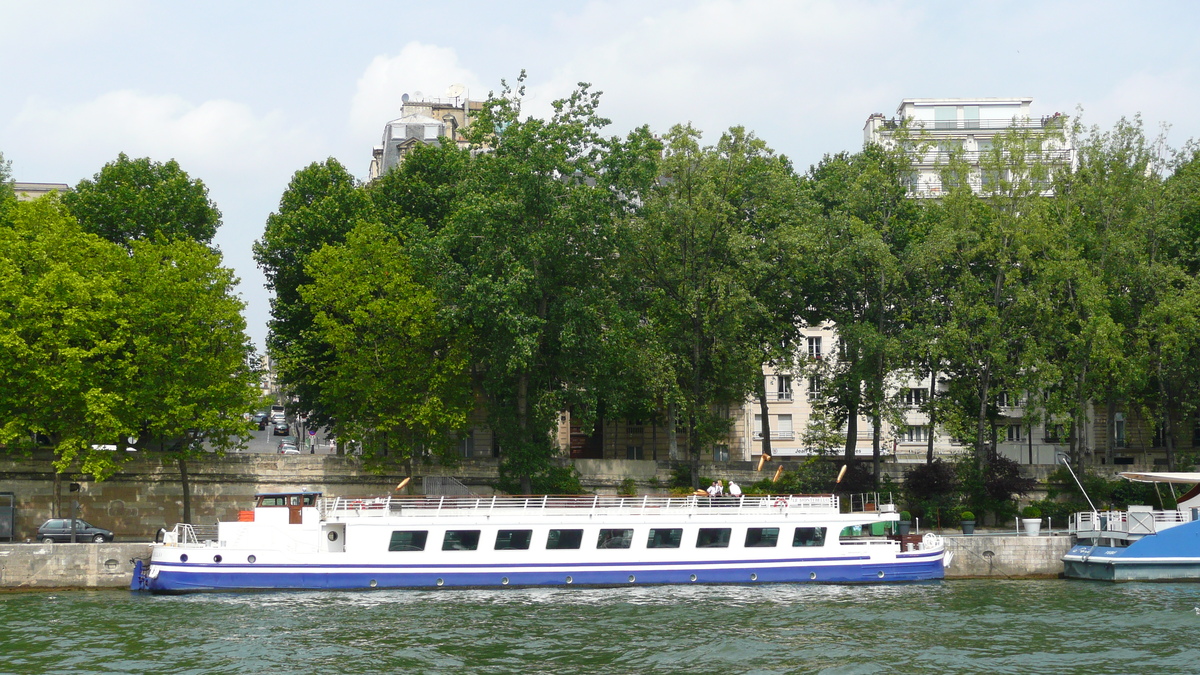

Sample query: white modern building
[863,97,1071,197]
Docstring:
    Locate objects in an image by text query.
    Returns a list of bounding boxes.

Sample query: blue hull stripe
[146,559,944,592]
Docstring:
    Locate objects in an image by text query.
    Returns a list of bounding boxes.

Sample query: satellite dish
[446,83,465,99]
[401,93,409,103]
[413,90,423,100]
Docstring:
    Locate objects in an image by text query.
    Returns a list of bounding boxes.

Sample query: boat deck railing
[1070,507,1194,538]
[162,523,218,546]
[319,493,894,519]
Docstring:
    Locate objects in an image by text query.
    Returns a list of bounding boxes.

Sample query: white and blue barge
[134,492,949,594]
[1063,471,1200,581]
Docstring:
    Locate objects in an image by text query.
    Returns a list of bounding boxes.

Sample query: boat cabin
[254,491,322,525]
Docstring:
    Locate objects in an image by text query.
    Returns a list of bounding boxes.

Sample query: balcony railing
[880,117,1066,131]
[755,391,794,402]
[753,431,795,440]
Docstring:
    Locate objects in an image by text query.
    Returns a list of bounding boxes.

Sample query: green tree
[63,153,221,245]
[433,76,621,493]
[299,222,473,470]
[254,159,375,434]
[620,124,784,488]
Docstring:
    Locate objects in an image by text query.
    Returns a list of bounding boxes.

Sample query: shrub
[619,478,638,497]
[899,510,912,521]
[902,459,959,522]
[1021,505,1041,519]
[960,511,975,521]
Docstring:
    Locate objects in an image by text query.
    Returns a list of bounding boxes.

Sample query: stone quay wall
[943,532,1074,578]
[0,543,150,589]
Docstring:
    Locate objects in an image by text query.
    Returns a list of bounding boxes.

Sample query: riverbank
[0,532,1072,589]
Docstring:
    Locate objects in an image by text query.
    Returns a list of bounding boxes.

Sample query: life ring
[774,497,788,508]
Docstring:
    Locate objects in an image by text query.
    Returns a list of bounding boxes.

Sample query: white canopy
[1119,472,1200,484]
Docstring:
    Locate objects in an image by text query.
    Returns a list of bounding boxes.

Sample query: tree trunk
[53,471,61,519]
[757,376,772,459]
[667,403,679,461]
[179,457,191,525]
[926,355,938,464]
[871,413,881,488]
[844,400,859,465]
[1106,398,1117,465]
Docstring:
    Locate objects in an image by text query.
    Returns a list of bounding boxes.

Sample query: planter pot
[898,521,911,536]
[1022,518,1042,536]
[961,520,976,535]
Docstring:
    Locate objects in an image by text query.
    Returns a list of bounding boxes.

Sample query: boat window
[388,530,428,551]
[289,496,300,506]
[546,529,583,550]
[258,496,286,507]
[646,528,682,548]
[597,529,633,549]
[443,530,480,551]
[696,528,731,548]
[302,494,317,506]
[495,530,533,550]
[793,527,827,547]
[745,527,780,547]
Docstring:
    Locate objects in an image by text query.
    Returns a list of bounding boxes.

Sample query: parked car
[37,518,114,543]
[279,444,300,455]
[273,421,290,436]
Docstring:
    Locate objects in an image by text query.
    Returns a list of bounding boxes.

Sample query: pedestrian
[729,480,742,498]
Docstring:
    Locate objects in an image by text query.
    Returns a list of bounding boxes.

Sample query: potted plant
[960,511,976,535]
[1021,505,1042,536]
[898,510,912,535]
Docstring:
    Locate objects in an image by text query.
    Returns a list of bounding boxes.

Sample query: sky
[3,1,1199,352]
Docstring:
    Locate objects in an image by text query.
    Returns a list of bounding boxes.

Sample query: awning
[1119,472,1200,484]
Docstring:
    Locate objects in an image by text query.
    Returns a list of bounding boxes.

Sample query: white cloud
[348,43,483,142]
[6,89,321,183]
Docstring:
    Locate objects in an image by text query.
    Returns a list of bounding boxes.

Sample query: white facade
[368,93,483,181]
[863,97,1071,197]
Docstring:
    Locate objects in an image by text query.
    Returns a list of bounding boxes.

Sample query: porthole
[501,577,509,585]
[247,555,256,564]
[213,555,222,563]
[369,579,378,588]
[689,574,697,582]
[180,554,188,563]
[750,573,758,581]
[565,576,573,584]
[327,531,339,541]
[877,570,885,579]
[809,572,816,580]
[436,578,444,586]
[628,575,636,583]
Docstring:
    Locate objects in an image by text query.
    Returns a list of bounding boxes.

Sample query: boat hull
[1063,518,1200,582]
[143,551,945,593]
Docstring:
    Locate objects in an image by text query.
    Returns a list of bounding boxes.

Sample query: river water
[2,580,1197,674]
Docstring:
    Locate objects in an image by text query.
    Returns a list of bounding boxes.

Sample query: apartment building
[367,87,484,181]
[863,97,1071,197]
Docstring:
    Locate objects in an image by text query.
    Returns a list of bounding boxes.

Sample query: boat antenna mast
[1057,453,1098,513]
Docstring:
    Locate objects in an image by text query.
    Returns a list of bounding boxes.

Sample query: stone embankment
[0,542,149,589]
[1,534,1072,589]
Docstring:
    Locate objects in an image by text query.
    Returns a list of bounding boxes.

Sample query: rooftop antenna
[446,83,465,104]
[413,90,424,101]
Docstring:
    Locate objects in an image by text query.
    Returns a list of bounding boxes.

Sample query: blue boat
[1063,471,1200,581]
[132,491,949,594]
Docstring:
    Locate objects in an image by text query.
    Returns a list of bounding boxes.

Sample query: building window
[807,336,823,360]
[1153,426,1165,448]
[903,426,926,443]
[902,388,928,407]
[808,375,823,397]
[626,445,644,460]
[1007,424,1023,442]
[934,106,957,130]
[964,106,980,129]
[547,529,583,550]
[776,415,793,440]
[1115,413,1126,448]
[776,375,792,401]
[1044,425,1064,443]
[713,445,729,461]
